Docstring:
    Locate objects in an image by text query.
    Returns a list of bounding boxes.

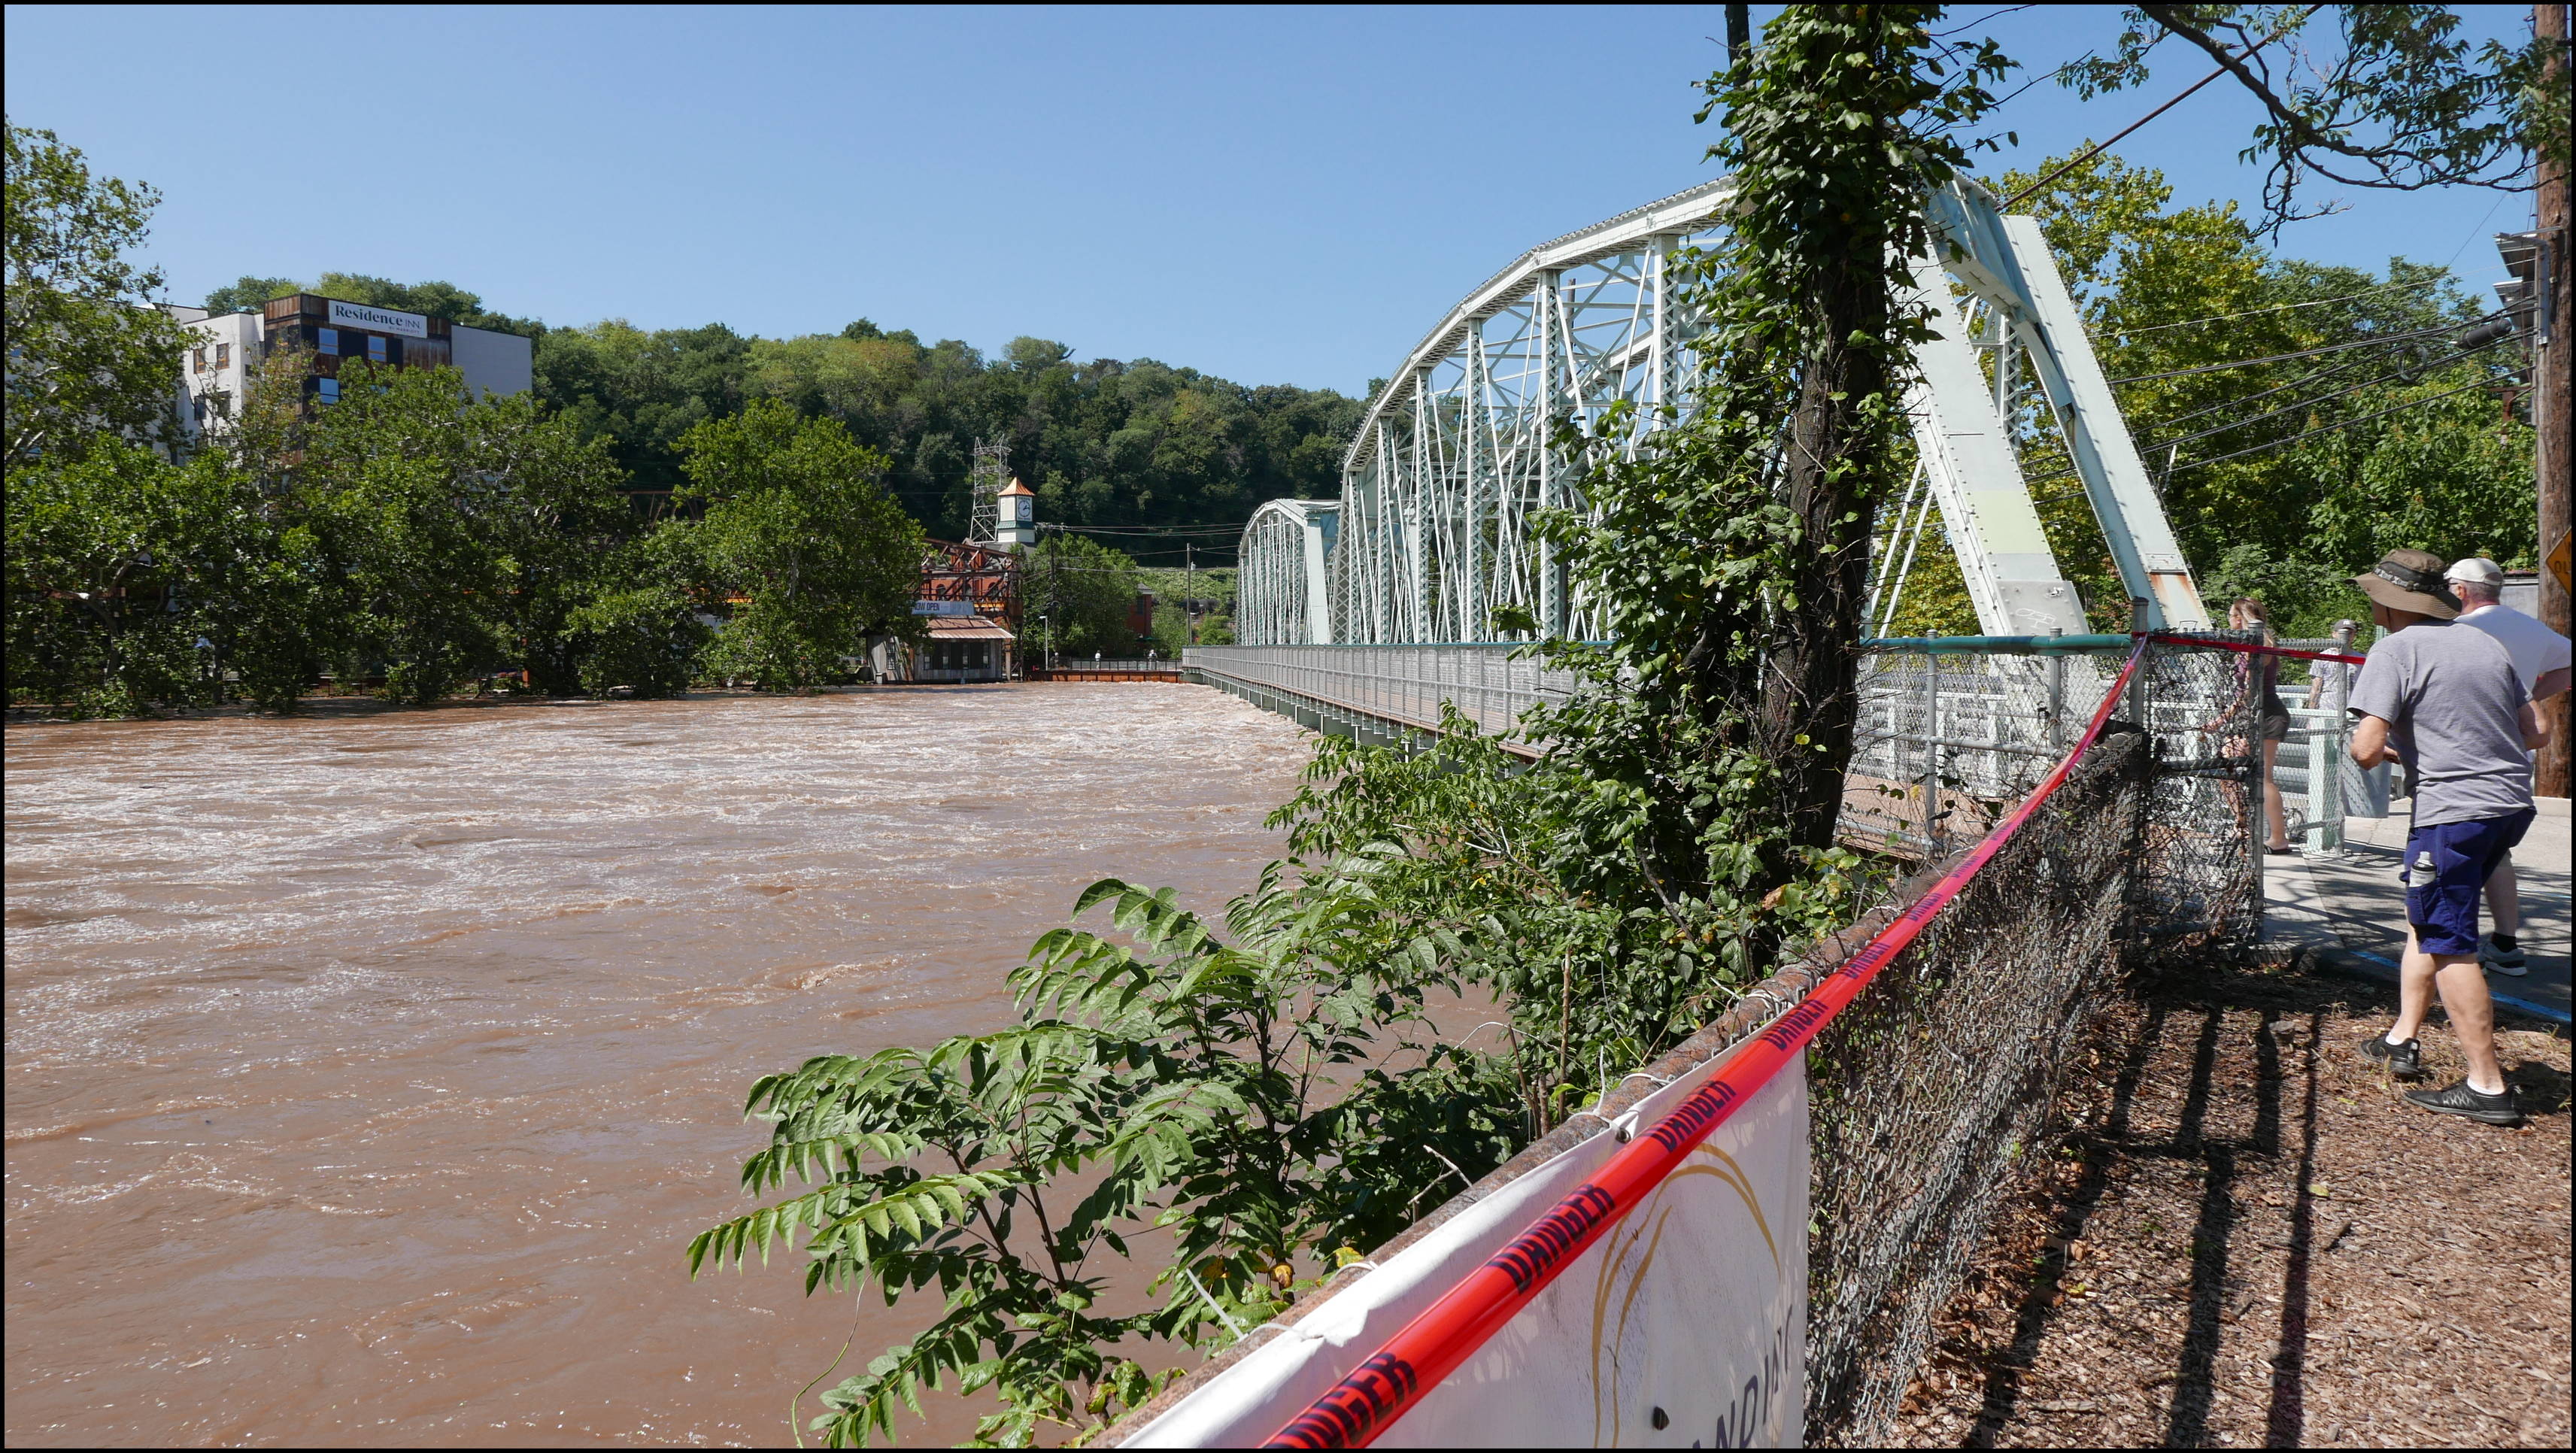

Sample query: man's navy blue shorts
[2402,808,2535,956]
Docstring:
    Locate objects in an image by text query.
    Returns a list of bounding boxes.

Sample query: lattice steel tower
[966,438,1009,544]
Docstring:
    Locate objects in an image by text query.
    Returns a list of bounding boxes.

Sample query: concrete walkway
[2263,795,2571,1023]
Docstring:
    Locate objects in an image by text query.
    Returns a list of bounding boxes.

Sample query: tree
[681,399,923,690]
[2068,5,2567,232]
[5,439,333,715]
[693,867,1517,1448]
[1022,534,1142,659]
[4,120,190,466]
[8,443,224,713]
[202,275,301,314]
[1518,5,2005,997]
[1973,147,2535,636]
[245,359,629,704]
[309,271,545,338]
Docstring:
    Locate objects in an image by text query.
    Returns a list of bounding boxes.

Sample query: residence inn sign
[327,299,429,338]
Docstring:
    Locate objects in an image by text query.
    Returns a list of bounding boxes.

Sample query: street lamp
[1039,614,1052,674]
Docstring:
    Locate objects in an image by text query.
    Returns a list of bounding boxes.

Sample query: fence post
[2302,723,2342,856]
[2046,629,2065,751]
[1921,657,1941,854]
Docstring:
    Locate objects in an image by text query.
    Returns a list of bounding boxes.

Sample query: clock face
[1014,497,1033,523]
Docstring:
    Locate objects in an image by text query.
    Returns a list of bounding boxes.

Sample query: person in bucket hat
[2345,549,2548,1126]
[2351,547,2462,620]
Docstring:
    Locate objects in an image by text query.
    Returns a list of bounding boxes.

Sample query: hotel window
[192,347,206,373]
[317,327,339,356]
[214,343,230,369]
[366,335,388,364]
[317,377,341,405]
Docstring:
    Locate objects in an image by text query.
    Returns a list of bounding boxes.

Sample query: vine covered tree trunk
[1543,5,2007,981]
[1767,229,1892,851]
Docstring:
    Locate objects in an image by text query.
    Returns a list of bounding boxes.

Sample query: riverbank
[1894,954,2571,1448]
[5,685,1309,1445]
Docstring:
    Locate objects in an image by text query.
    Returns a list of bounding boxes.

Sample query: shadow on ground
[1895,954,2571,1448]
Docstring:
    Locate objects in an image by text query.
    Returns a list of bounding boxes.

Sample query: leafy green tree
[1985,148,2534,635]
[536,320,753,495]
[256,360,628,703]
[309,271,545,338]
[1021,534,1142,660]
[566,585,708,697]
[567,523,715,699]
[693,865,1516,1448]
[4,120,190,466]
[681,399,922,690]
[5,441,329,714]
[202,275,302,314]
[2071,5,2566,232]
[8,444,226,713]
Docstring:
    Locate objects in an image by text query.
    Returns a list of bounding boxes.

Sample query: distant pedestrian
[2204,598,2292,852]
[2446,556,2572,978]
[2346,549,2548,1127]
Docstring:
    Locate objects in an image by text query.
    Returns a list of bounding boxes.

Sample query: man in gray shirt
[2346,549,2548,1126]
[2349,548,2544,1123]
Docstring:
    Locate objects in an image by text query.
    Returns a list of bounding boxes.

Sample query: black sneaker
[2480,933,2528,975]
[2404,1078,2524,1127]
[2359,1033,2423,1081]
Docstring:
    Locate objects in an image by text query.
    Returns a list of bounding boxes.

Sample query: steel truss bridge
[1233,177,2207,654]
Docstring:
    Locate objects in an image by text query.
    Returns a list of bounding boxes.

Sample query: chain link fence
[1179,635,2260,1445]
[1807,635,2257,1445]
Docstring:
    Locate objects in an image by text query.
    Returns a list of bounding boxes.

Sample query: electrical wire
[2019,335,2517,490]
[2131,335,2514,455]
[2095,275,2454,339]
[1039,522,1250,536]
[2121,323,2468,436]
[2165,377,2502,474]
[2104,314,2486,385]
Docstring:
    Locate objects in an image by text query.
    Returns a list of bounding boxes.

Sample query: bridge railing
[1190,638,2256,904]
[1033,658,1182,676]
[1183,643,1580,741]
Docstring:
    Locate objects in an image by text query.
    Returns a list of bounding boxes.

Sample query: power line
[2019,336,2516,493]
[2119,323,2476,436]
[2168,377,2502,474]
[2131,335,2514,455]
[2096,276,2454,340]
[2104,315,2480,385]
[1040,522,1249,536]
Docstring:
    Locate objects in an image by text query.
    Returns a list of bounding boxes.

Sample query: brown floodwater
[4,684,1312,1446]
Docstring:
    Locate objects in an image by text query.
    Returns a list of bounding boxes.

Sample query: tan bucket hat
[2353,548,2461,619]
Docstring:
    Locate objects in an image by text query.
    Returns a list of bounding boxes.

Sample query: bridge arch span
[1245,178,2208,647]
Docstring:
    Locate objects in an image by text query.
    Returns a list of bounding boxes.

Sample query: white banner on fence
[1124,1047,1807,1448]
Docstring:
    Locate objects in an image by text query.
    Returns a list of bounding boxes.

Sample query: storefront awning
[924,616,1015,642]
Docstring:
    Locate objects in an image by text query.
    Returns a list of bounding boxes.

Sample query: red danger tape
[1263,642,2149,1449]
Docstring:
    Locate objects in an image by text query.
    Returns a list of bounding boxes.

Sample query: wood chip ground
[1893,956,2571,1448]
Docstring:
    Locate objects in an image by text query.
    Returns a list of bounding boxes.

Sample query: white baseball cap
[2443,557,2504,587]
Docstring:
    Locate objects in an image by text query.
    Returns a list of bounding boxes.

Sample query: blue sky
[3,4,2541,395]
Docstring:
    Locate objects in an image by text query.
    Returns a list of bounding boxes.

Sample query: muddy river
[4,684,1311,1445]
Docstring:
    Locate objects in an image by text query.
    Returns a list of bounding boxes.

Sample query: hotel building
[171,293,532,441]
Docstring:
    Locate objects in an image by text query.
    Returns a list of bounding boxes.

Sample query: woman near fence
[2205,597,2293,854]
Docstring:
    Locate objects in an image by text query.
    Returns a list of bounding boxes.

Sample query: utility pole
[2538,2,2571,797]
[1185,543,1197,647]
[1726,4,1751,68]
